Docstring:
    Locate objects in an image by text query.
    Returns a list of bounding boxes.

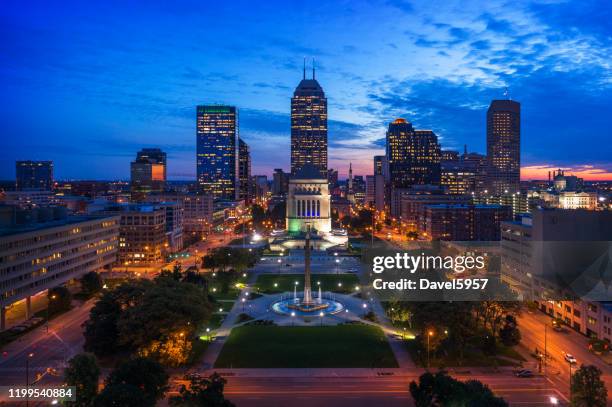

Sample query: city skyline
[1,0,611,181]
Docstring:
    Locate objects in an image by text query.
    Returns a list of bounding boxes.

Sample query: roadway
[518,309,612,402]
[211,373,567,407]
[0,299,93,392]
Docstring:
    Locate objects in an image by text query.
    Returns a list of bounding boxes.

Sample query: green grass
[214,325,398,368]
[405,340,524,368]
[254,274,360,294]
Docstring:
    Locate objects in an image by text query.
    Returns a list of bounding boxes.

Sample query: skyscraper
[196,105,239,200]
[385,119,441,189]
[130,148,166,200]
[487,99,521,194]
[291,62,328,178]
[15,161,53,190]
[373,155,387,177]
[238,137,252,203]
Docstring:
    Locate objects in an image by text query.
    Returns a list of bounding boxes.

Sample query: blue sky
[1,0,611,180]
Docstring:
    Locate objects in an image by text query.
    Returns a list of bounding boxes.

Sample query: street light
[568,360,574,400]
[291,311,296,326]
[26,352,34,407]
[241,298,246,312]
[427,330,434,369]
[549,396,558,405]
[319,311,324,326]
[46,294,57,333]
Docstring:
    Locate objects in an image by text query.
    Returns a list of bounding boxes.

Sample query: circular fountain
[271,227,345,317]
[272,294,345,316]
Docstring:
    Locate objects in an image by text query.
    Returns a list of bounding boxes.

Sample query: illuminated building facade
[130,148,166,200]
[290,66,328,178]
[441,161,476,195]
[558,191,597,210]
[102,204,167,265]
[0,211,119,329]
[238,138,252,203]
[16,161,53,190]
[196,105,239,200]
[286,164,331,234]
[385,119,441,189]
[487,100,521,194]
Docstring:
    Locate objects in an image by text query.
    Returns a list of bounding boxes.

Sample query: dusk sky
[1,0,611,181]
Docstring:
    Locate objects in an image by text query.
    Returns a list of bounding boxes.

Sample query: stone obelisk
[303,226,313,304]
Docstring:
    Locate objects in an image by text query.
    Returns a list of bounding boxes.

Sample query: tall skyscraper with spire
[291,60,328,178]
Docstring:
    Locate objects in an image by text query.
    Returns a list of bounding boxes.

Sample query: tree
[80,272,103,295]
[116,277,211,366]
[84,280,151,357]
[499,315,521,347]
[104,357,168,406]
[170,372,235,407]
[64,353,100,407]
[94,383,147,407]
[409,371,507,407]
[48,286,72,314]
[571,365,608,407]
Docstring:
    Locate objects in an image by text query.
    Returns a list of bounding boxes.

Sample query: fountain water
[272,227,344,316]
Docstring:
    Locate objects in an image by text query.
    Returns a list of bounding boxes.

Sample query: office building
[501,209,612,340]
[238,138,252,203]
[15,161,53,191]
[400,189,470,232]
[487,99,521,194]
[291,64,328,178]
[440,161,477,195]
[0,208,119,329]
[101,204,168,265]
[272,169,289,196]
[196,105,239,200]
[441,150,459,162]
[385,119,441,190]
[130,148,166,200]
[425,203,512,241]
[366,174,385,212]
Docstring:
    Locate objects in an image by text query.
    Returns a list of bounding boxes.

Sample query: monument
[269,163,348,250]
[271,228,345,316]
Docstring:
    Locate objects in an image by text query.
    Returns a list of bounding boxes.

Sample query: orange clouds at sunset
[521,165,612,181]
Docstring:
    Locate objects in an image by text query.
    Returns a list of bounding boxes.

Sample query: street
[213,373,566,407]
[518,309,612,403]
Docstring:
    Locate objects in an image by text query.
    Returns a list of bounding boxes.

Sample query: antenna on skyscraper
[312,58,316,79]
[504,87,510,100]
[303,58,306,80]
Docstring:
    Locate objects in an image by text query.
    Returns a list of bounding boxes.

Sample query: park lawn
[255,273,360,294]
[405,340,524,368]
[214,324,398,368]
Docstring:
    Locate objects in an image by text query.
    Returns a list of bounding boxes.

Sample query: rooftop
[0,214,117,238]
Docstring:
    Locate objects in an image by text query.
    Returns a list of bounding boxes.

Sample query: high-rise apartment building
[196,105,239,200]
[15,161,54,190]
[291,65,328,178]
[487,99,521,194]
